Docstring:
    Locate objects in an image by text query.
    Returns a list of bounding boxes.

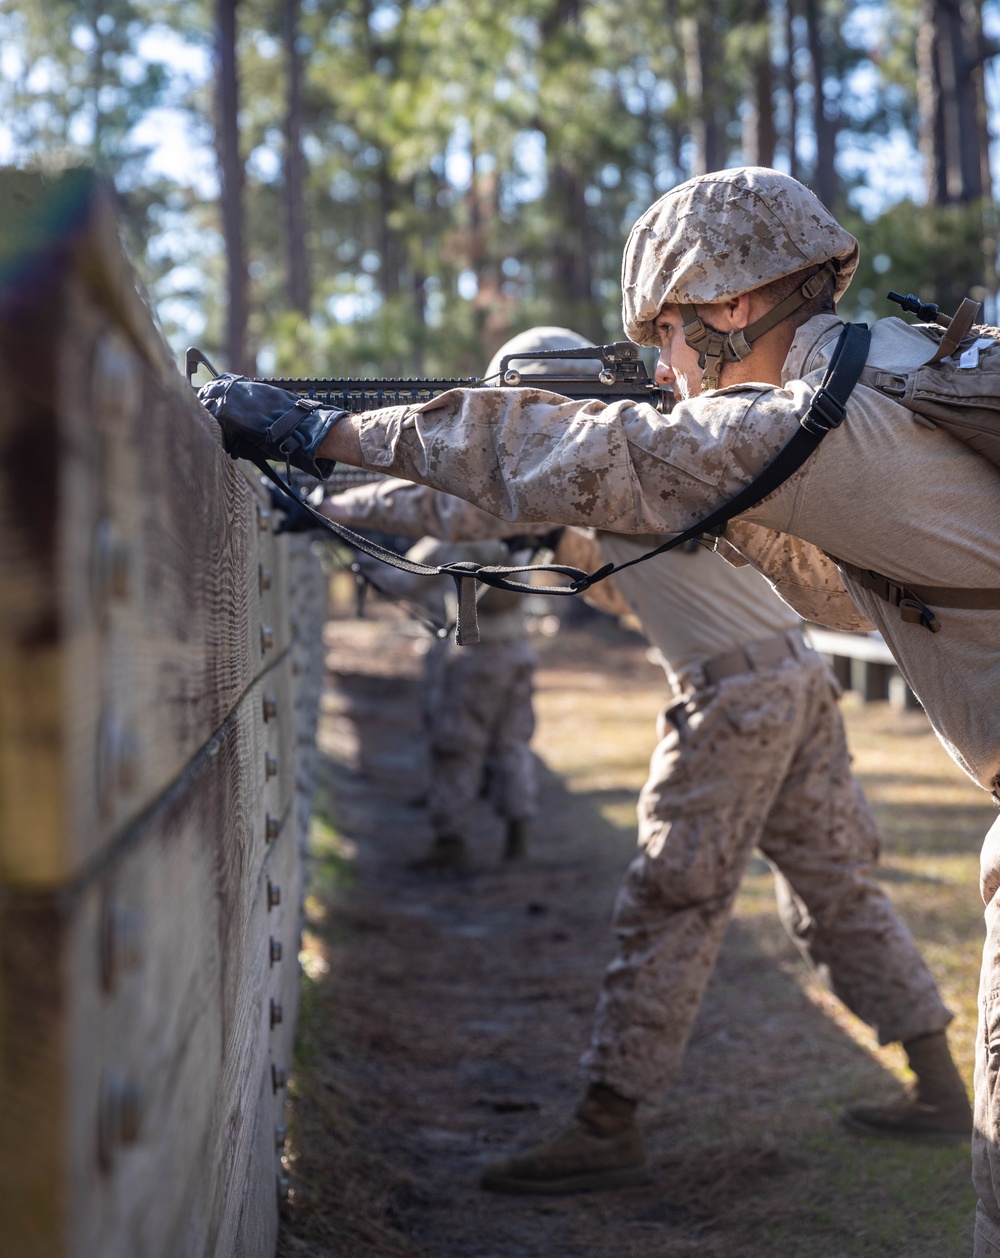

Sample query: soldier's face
[653,305,704,400]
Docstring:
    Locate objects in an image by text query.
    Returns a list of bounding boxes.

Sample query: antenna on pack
[887,291,950,327]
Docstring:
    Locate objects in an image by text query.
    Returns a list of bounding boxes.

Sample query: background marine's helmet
[621,167,859,363]
[486,326,601,381]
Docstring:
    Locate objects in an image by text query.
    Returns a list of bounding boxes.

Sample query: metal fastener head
[503,369,521,385]
[91,329,143,430]
[263,695,278,721]
[98,1068,142,1169]
[260,624,274,653]
[101,898,143,993]
[92,519,132,605]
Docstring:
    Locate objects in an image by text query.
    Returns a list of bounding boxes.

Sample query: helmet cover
[621,167,859,347]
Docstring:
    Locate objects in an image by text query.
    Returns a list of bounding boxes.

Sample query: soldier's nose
[655,356,674,387]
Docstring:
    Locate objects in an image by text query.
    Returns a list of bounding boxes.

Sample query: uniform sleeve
[329,477,557,542]
[553,529,633,619]
[721,520,877,631]
[356,383,798,535]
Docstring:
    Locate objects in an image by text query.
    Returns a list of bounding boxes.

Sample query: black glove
[197,373,346,480]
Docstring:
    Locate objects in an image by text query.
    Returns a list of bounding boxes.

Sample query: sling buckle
[801,385,846,435]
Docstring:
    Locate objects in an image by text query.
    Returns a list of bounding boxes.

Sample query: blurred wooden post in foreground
[0,169,324,1258]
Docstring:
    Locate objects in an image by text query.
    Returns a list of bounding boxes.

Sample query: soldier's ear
[728,292,752,330]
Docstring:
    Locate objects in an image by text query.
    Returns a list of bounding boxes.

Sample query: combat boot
[408,834,468,873]
[503,819,528,861]
[842,1030,972,1140]
[480,1083,651,1194]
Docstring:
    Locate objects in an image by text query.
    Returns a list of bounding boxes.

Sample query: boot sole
[840,1111,971,1145]
[480,1164,653,1195]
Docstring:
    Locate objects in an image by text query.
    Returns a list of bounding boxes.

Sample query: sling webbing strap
[247,449,596,644]
[248,323,871,643]
[588,323,873,586]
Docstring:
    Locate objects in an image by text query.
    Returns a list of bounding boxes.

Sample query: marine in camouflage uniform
[354,535,538,868]
[204,171,996,1247]
[327,327,963,1193]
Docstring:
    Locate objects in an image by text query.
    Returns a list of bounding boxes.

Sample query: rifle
[185,342,669,643]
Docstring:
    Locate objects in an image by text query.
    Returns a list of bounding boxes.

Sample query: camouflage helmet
[486,326,602,382]
[621,167,859,370]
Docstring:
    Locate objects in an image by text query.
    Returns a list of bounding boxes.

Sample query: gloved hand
[198,373,346,480]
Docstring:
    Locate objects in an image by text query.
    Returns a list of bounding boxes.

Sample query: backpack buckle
[801,385,846,435]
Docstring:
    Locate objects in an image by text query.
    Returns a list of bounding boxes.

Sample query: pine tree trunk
[918,0,988,203]
[283,0,310,315]
[215,0,247,372]
[743,0,777,167]
[803,0,838,208]
[785,0,800,179]
[682,10,721,175]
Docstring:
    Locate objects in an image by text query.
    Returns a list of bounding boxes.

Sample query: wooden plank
[0,660,297,1258]
[0,171,291,886]
[0,167,325,1258]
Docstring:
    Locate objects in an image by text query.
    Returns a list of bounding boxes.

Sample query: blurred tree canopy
[0,0,997,374]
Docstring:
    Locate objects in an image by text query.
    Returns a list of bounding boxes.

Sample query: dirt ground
[277,606,992,1258]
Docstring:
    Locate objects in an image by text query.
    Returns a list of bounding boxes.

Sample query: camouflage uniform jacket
[353,312,1000,794]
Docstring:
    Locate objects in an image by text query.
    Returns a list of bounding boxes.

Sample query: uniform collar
[781,313,844,385]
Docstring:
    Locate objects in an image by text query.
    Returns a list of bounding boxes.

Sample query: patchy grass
[281,622,990,1257]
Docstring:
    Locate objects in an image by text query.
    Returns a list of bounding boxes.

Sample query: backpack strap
[827,557,1000,634]
[928,297,982,363]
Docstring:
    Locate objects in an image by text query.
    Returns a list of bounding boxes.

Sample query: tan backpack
[829,293,1000,632]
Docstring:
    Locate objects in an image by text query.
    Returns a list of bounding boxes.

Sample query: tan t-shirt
[594,534,800,690]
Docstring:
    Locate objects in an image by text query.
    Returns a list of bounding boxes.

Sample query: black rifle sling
[248,322,871,644]
[247,450,595,644]
[578,323,872,584]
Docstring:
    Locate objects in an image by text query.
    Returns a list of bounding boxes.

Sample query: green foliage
[844,199,998,323]
[0,0,996,373]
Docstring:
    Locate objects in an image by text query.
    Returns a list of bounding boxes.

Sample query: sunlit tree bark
[215,0,248,371]
[803,0,839,207]
[283,0,310,315]
[918,0,992,204]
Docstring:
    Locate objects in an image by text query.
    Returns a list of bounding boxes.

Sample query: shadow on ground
[278,621,975,1258]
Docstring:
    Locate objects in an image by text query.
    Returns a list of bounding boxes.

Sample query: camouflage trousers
[582,647,952,1103]
[973,814,1000,1257]
[425,637,538,839]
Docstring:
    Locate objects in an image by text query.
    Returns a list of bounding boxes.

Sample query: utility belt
[665,630,809,732]
[682,628,811,697]
[828,556,1000,635]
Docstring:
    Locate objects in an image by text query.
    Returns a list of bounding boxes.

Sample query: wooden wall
[0,169,324,1257]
